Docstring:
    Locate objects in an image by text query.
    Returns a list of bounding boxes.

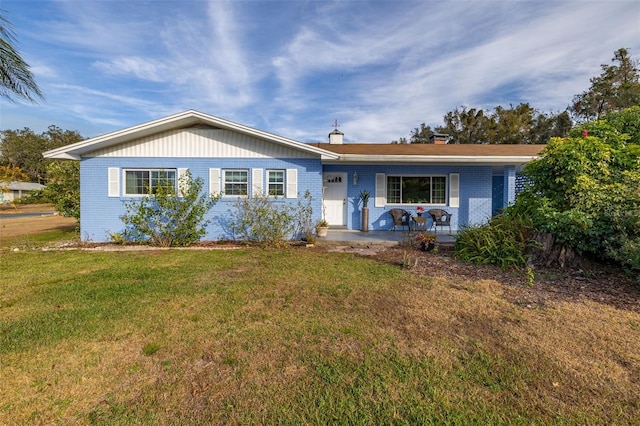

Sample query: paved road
[0,211,56,220]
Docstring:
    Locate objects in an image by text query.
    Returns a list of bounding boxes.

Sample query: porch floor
[316,228,457,247]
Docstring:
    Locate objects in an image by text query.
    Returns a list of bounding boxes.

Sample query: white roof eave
[322,154,540,165]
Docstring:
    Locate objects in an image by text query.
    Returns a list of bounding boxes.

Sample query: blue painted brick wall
[323,164,494,231]
[80,157,323,242]
[81,157,499,241]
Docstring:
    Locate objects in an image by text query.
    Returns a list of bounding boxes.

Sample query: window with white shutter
[209,168,221,197]
[449,173,460,208]
[286,169,297,198]
[108,167,119,197]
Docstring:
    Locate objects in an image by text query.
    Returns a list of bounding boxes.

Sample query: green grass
[1,247,638,424]
[0,228,78,250]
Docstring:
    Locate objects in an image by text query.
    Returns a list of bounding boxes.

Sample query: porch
[316,228,457,247]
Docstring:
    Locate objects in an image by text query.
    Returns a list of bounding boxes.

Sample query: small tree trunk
[529,232,581,269]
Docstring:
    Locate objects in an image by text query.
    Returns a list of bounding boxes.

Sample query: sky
[1,0,639,143]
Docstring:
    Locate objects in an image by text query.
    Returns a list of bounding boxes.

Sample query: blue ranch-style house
[44,110,545,242]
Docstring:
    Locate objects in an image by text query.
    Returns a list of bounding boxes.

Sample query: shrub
[454,213,535,270]
[514,108,640,278]
[119,170,219,246]
[229,190,315,247]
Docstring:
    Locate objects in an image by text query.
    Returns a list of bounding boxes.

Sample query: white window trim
[267,169,285,197]
[122,168,177,197]
[222,169,249,197]
[384,174,449,206]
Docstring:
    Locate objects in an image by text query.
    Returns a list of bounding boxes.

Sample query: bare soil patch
[0,204,77,239]
[0,203,56,215]
[371,246,640,314]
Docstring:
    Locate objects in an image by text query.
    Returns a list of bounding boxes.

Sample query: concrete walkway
[316,228,457,247]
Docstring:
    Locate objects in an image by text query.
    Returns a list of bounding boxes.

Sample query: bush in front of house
[454,212,536,270]
[229,190,315,247]
[119,170,219,247]
[513,108,640,278]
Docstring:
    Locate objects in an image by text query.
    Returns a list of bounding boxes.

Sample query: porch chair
[389,209,411,232]
[428,209,452,234]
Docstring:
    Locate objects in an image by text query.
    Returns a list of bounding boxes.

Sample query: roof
[309,143,546,165]
[1,181,45,191]
[43,110,340,160]
[42,110,545,165]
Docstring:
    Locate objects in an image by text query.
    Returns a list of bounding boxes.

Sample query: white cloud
[92,57,169,82]
[2,0,639,142]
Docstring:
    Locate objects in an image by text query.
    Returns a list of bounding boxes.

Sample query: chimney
[329,129,344,144]
[429,133,448,144]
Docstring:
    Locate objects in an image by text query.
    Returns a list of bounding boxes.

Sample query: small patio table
[412,216,427,232]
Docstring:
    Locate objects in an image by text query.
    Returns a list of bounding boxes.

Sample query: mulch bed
[371,246,640,314]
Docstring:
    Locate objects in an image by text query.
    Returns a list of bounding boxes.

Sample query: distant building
[0,181,45,203]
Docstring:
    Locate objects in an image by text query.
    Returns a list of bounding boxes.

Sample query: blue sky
[1,0,639,143]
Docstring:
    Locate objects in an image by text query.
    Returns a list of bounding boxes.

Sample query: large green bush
[30,161,80,220]
[119,171,219,246]
[514,107,640,277]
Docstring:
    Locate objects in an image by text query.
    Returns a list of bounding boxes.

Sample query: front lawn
[1,247,638,424]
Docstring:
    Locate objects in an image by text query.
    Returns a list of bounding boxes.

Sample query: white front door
[323,172,347,226]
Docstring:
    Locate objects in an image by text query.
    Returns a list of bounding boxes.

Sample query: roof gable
[44,110,338,160]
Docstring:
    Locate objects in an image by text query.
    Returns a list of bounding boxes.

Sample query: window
[223,169,248,195]
[125,169,176,195]
[386,176,447,204]
[268,170,285,196]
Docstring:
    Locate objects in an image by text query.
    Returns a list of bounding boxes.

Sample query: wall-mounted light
[353,171,358,185]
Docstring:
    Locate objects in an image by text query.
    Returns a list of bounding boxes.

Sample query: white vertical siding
[87,129,317,158]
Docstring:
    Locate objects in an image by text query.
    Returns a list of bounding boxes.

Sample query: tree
[0,126,82,183]
[33,160,80,219]
[0,165,28,181]
[436,107,494,144]
[513,107,640,277]
[0,9,43,102]
[433,104,569,144]
[409,122,434,144]
[571,48,640,122]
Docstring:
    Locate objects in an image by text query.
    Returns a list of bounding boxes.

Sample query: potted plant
[415,232,437,251]
[359,190,370,232]
[416,206,425,217]
[316,219,329,237]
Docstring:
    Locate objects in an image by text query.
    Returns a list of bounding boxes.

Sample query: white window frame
[267,169,285,196]
[123,168,177,196]
[385,174,448,206]
[223,169,249,196]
